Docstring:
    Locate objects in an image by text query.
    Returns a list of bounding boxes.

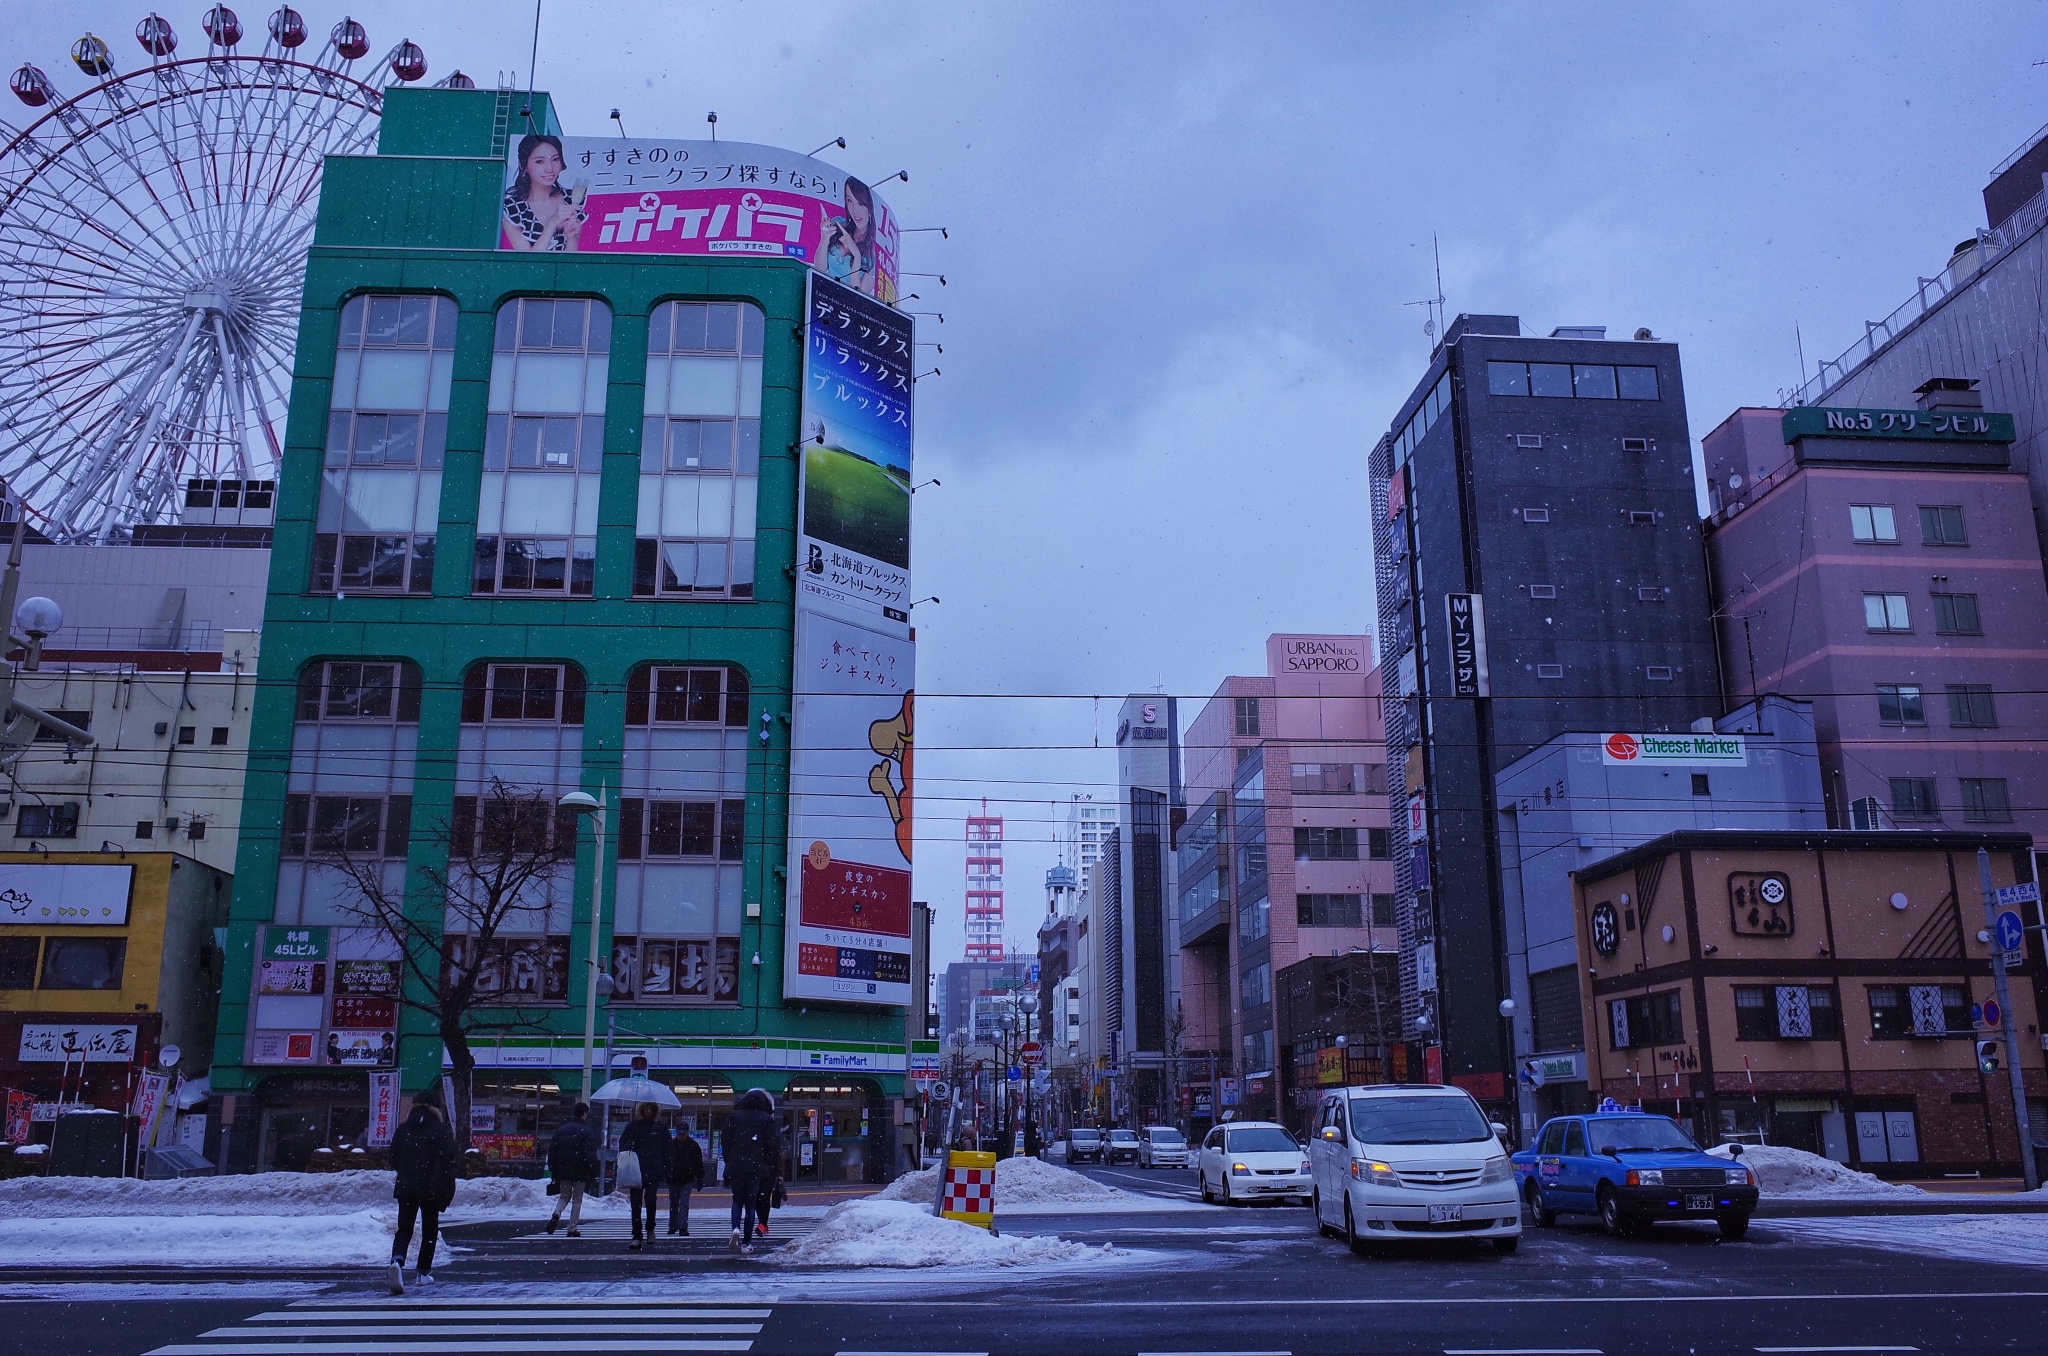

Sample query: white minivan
[1309,1084,1521,1254]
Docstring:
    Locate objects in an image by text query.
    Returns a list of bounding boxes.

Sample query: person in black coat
[668,1125,706,1236]
[545,1102,599,1236]
[616,1102,673,1250]
[388,1096,457,1293]
[720,1088,783,1253]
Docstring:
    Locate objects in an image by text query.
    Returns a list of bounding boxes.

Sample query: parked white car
[1138,1125,1191,1168]
[1197,1121,1310,1205]
[1308,1084,1521,1254]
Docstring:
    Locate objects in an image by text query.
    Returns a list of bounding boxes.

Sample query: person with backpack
[720,1088,782,1254]
[616,1101,674,1251]
[668,1124,707,1236]
[544,1102,599,1237]
[388,1094,457,1295]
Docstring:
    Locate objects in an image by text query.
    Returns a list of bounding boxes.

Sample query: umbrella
[588,1075,680,1109]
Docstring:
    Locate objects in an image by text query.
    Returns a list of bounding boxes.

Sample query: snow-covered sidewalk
[772,1198,1126,1269]
[1765,1212,2048,1268]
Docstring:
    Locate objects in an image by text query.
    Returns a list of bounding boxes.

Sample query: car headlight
[1624,1169,1663,1186]
[1231,1161,1250,1176]
[1350,1159,1399,1185]
[1480,1155,1512,1184]
[1725,1167,1752,1186]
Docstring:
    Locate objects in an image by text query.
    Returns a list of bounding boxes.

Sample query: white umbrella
[588,1075,680,1109]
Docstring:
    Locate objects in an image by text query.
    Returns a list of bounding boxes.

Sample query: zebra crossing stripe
[148,1343,752,1354]
[146,1300,769,1355]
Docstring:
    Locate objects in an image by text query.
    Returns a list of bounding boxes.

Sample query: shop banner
[367,1070,399,1147]
[1601,732,1746,767]
[325,1029,397,1067]
[261,926,329,960]
[796,273,915,621]
[0,862,134,925]
[783,609,914,1008]
[251,1031,317,1065]
[498,136,900,303]
[3,1088,32,1142]
[131,1072,170,1141]
[18,1023,136,1062]
[334,960,399,996]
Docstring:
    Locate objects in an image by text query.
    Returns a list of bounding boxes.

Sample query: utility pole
[1978,848,2039,1191]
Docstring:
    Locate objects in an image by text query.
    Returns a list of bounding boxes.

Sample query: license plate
[1685,1192,1714,1211]
[1427,1204,1463,1223]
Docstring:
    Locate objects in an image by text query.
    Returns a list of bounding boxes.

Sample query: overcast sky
[16,2,2046,968]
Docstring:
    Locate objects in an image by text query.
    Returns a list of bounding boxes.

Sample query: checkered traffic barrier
[935,1149,997,1228]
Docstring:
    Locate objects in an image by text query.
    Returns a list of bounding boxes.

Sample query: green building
[209,88,924,1181]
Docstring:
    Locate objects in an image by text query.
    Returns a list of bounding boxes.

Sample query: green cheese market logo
[1601,732,1746,766]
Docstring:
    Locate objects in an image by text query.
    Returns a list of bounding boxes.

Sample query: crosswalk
[145,1298,772,1354]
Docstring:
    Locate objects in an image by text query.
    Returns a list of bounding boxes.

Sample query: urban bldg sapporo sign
[1601,732,1747,767]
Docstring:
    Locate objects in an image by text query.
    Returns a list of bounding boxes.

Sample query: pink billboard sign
[499,135,900,304]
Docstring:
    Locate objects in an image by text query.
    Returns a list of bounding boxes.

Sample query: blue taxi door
[1556,1119,1593,1212]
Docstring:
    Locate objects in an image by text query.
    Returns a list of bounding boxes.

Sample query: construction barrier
[935,1149,996,1229]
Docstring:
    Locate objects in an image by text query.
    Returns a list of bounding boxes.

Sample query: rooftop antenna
[706,111,718,141]
[1403,234,1449,354]
[1795,323,1809,399]
[610,108,626,137]
[521,0,541,128]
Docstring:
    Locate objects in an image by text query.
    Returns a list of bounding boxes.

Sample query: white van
[1308,1084,1521,1254]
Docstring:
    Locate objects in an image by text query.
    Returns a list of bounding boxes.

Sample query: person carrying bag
[669,1126,707,1236]
[616,1101,673,1251]
[545,1102,599,1237]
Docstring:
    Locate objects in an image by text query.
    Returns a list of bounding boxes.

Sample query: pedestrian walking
[754,1170,787,1240]
[668,1125,706,1235]
[388,1094,457,1295]
[544,1102,599,1237]
[617,1101,673,1251]
[720,1087,783,1254]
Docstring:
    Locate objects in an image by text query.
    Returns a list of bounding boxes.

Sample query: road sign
[1995,881,2041,908]
[1996,909,2025,966]
[1980,998,2003,1028]
[929,1081,950,1102]
[1020,1041,1045,1066]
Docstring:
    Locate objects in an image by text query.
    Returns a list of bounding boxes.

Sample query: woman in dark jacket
[616,1102,673,1250]
[668,1126,706,1235]
[720,1088,783,1253]
[388,1097,457,1293]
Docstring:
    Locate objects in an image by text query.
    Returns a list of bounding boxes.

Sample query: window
[1890,776,1939,820]
[618,797,746,861]
[1616,366,1660,400]
[1637,586,1665,602]
[1621,436,1650,452]
[1297,893,1363,927]
[1233,696,1260,738]
[1875,684,1924,726]
[31,711,90,742]
[1962,777,2012,823]
[210,727,230,746]
[604,936,740,1004]
[1850,504,1897,543]
[1294,826,1359,861]
[39,937,124,990]
[177,726,196,745]
[313,294,456,594]
[1522,507,1550,523]
[1947,684,1997,728]
[451,794,575,859]
[1368,827,1391,859]
[0,936,38,988]
[1241,962,1272,1008]
[16,803,78,838]
[1735,985,1841,1040]
[1537,663,1564,679]
[1609,989,1683,1049]
[134,821,154,839]
[1237,896,1269,942]
[282,794,412,859]
[1485,361,1658,401]
[1370,892,1396,927]
[1528,584,1557,599]
[475,298,613,597]
[1919,505,1967,546]
[1573,364,1617,399]
[1863,593,1911,632]
[635,300,765,598]
[298,661,424,723]
[1932,592,1982,635]
[1487,361,1529,396]
[1628,510,1656,526]
[446,934,572,1004]
[1869,983,1968,1038]
[1389,371,1451,470]
[460,663,587,725]
[1692,774,1711,796]
[1530,965,1584,1051]
[624,665,750,727]
[1645,665,1673,681]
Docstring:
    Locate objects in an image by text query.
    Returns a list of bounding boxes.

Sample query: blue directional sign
[1995,909,2025,966]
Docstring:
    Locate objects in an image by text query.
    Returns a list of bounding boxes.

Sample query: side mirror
[1489,1122,1509,1139]
[1321,1127,1341,1141]
[1597,1144,1620,1158]
[1727,1143,1745,1158]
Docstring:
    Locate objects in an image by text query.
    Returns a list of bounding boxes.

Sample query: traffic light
[1977,1040,2001,1073]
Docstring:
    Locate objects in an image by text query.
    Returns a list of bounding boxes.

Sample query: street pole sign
[1995,909,2026,967]
[1978,849,2039,1191]
[1020,1041,1045,1067]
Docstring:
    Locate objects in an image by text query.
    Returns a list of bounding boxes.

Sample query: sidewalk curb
[1756,1197,2048,1217]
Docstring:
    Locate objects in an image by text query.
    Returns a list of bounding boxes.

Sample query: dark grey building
[1371,315,1720,1111]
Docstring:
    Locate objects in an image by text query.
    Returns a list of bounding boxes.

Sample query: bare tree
[327,778,579,1147]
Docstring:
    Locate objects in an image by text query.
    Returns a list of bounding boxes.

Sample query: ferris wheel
[0,7,467,544]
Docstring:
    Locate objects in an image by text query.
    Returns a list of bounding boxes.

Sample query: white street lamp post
[559,788,610,1100]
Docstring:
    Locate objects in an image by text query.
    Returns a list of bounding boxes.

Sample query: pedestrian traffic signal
[1976,1039,2001,1073]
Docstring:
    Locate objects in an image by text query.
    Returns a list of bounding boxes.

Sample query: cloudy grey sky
[14,2,2045,965]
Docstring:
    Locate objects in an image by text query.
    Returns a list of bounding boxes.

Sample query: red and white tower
[964,803,1004,961]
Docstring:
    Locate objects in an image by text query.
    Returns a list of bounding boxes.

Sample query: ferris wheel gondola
[0,8,468,543]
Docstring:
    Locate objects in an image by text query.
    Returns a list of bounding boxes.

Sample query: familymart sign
[1601,732,1746,767]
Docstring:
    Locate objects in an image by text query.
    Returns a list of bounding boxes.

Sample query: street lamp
[1019,990,1041,1157]
[558,788,610,1099]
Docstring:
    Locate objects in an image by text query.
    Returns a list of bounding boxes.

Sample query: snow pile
[0,1211,399,1268]
[876,1155,1131,1208]
[1767,1213,2048,1268]
[1707,1143,1922,1198]
[771,1198,1106,1269]
[0,1169,621,1221]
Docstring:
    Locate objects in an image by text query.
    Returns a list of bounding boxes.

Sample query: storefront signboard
[258,960,326,995]
[0,863,133,925]
[331,996,396,1029]
[334,961,399,996]
[251,1031,317,1065]
[262,926,329,960]
[18,1023,137,1062]
[1600,732,1746,767]
[367,1070,399,1146]
[324,1030,396,1067]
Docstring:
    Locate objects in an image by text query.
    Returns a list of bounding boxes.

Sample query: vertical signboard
[1444,593,1488,697]
[368,1071,399,1146]
[784,271,916,1011]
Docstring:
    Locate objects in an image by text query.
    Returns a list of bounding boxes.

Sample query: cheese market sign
[1601,732,1746,767]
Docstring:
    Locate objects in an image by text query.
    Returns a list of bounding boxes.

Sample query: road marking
[250,1309,772,1321]
[835,1351,990,1355]
[1138,1350,1293,1355]
[802,1291,2048,1309]
[150,1345,751,1354]
[205,1326,764,1338]
[1445,1350,1602,1355]
[151,1299,771,1355]
[1753,1349,1920,1353]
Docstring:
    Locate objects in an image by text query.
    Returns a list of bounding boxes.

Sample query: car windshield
[1109,1130,1139,1142]
[1226,1126,1298,1153]
[1591,1117,1697,1153]
[1147,1129,1185,1146]
[1069,1129,1100,1141]
[1347,1095,1493,1146]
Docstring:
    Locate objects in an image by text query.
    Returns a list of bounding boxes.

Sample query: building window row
[0,935,125,990]
[617,797,745,861]
[1389,370,1451,470]
[1863,590,1984,636]
[282,794,412,859]
[1874,683,1998,729]
[1288,762,1387,795]
[1296,892,1363,927]
[1848,502,1969,546]
[1734,984,1841,1040]
[1486,360,1660,401]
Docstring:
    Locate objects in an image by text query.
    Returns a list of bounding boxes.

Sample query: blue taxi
[1510,1107,1758,1239]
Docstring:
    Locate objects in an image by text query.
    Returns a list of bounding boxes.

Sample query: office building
[964,809,1004,962]
[1063,795,1113,875]
[1098,694,1180,1125]
[1373,315,1719,1110]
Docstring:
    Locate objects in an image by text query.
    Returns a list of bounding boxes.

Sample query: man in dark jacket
[668,1125,706,1236]
[545,1102,599,1237]
[388,1096,457,1294]
[720,1088,782,1253]
[617,1101,673,1250]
